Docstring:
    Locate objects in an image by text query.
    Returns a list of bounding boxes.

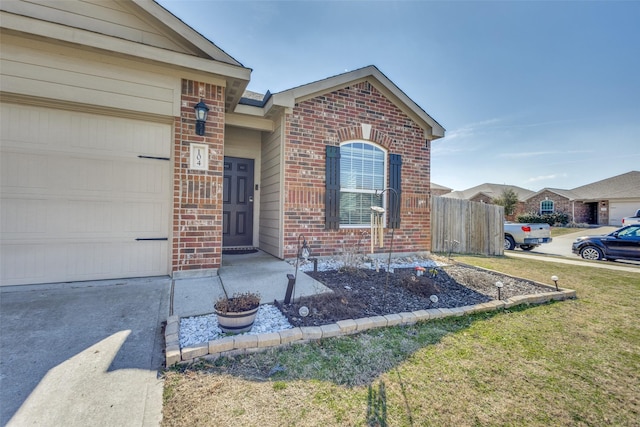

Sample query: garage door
[610,201,640,226]
[1,104,171,285]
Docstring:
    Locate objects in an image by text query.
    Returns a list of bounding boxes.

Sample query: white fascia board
[0,11,251,82]
[132,0,243,67]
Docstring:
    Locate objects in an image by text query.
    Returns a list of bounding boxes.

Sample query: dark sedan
[572,224,640,261]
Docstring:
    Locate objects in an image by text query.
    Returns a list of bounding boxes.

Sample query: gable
[1,0,251,112]
[267,66,445,140]
[0,0,239,64]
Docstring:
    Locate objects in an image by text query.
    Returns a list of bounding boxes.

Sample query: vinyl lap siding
[259,115,284,258]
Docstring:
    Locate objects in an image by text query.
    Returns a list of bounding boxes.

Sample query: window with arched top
[325,142,401,230]
[339,141,387,227]
[540,199,554,215]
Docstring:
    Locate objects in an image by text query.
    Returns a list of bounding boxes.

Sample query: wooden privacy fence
[431,197,504,256]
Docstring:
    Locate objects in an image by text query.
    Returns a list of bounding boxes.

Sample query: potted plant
[214,291,261,334]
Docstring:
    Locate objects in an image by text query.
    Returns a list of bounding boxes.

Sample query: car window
[619,227,640,238]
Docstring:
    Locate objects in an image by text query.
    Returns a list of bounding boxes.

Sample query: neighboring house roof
[441,183,534,201]
[238,66,445,140]
[525,187,579,201]
[569,170,640,201]
[431,182,453,193]
[0,0,252,112]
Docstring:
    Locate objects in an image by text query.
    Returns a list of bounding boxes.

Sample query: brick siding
[172,80,225,274]
[282,82,431,258]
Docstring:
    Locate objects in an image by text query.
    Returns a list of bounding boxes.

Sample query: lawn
[162,256,640,427]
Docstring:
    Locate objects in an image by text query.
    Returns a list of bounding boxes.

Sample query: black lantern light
[194,99,209,136]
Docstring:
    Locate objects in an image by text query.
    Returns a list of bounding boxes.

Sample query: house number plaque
[190,143,208,171]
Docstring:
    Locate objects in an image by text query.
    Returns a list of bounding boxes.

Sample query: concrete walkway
[172,250,330,318]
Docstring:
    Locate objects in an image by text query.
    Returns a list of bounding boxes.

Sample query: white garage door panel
[610,201,640,226]
[1,104,170,157]
[2,241,168,284]
[1,151,167,198]
[1,199,168,238]
[1,104,171,285]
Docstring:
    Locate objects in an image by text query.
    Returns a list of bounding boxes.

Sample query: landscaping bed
[276,263,551,327]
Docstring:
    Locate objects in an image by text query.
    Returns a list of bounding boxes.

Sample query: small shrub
[214,292,260,313]
[517,211,569,226]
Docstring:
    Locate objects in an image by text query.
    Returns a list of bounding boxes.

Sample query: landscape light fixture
[429,295,439,307]
[495,281,504,300]
[551,275,559,291]
[298,235,311,261]
[194,99,209,136]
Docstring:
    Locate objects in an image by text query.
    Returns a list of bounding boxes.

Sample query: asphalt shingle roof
[570,171,640,200]
[441,183,534,201]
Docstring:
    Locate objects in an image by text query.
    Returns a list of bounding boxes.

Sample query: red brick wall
[524,190,572,217]
[573,202,593,224]
[172,80,225,274]
[282,82,431,258]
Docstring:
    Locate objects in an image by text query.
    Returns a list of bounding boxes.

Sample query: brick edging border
[165,284,576,366]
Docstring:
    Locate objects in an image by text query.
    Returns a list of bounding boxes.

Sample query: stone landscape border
[165,279,576,366]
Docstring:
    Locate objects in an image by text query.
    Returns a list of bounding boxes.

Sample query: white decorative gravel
[179,304,293,348]
[296,255,445,272]
[180,255,448,348]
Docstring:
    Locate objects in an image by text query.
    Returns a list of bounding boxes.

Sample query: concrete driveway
[0,277,170,426]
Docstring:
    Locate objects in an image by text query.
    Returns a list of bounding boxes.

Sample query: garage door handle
[138,155,170,161]
[136,238,168,241]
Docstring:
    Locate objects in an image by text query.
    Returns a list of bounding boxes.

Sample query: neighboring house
[524,171,640,226]
[0,0,444,286]
[430,182,453,197]
[440,172,640,226]
[441,183,534,219]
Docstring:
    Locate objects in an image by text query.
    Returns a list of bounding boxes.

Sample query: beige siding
[1,33,178,117]
[259,114,284,258]
[0,0,195,54]
[0,103,171,285]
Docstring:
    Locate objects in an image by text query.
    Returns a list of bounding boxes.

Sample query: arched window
[339,141,386,227]
[540,199,554,215]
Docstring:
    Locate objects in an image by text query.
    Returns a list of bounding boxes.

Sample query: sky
[157,0,640,192]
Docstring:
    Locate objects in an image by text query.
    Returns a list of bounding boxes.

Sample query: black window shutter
[389,154,402,228]
[325,145,340,229]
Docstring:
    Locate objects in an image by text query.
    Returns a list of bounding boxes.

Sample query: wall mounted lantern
[194,99,209,136]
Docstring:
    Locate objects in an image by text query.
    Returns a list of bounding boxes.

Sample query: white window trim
[339,140,388,228]
[540,200,554,214]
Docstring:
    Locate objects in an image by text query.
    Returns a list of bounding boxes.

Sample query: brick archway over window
[336,124,394,149]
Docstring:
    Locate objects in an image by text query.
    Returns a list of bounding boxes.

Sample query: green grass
[162,256,640,427]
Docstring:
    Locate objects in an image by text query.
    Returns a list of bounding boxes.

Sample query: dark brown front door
[223,157,254,247]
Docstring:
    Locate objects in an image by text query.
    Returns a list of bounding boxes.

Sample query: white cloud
[526,173,568,183]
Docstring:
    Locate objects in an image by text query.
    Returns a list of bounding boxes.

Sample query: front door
[223,157,254,247]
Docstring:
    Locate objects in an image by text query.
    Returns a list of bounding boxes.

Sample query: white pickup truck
[622,209,640,225]
[504,222,552,251]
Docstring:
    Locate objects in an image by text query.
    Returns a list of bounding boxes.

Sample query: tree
[493,188,519,216]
